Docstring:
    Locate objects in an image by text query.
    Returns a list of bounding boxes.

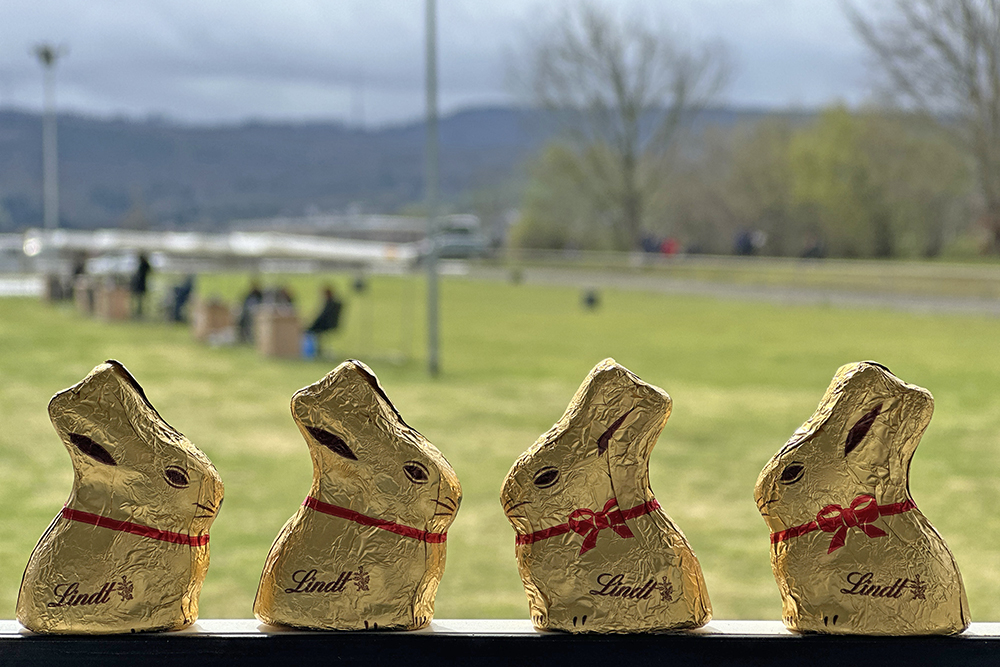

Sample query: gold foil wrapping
[17,360,224,634]
[254,360,461,630]
[755,361,969,635]
[501,358,711,633]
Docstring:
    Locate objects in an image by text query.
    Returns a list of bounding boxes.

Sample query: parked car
[420,215,489,260]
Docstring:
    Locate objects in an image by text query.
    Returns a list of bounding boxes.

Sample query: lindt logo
[588,573,675,602]
[840,571,927,600]
[284,567,370,594]
[47,575,134,608]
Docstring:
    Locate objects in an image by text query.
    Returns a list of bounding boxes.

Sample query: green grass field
[1,272,999,622]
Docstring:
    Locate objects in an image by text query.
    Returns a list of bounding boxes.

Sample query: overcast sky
[0,0,873,127]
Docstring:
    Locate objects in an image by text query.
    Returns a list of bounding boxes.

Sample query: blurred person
[238,280,264,343]
[71,253,87,279]
[130,253,152,318]
[801,236,827,259]
[167,275,196,323]
[734,229,754,256]
[303,285,344,358]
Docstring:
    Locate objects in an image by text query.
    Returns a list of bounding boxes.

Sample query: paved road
[469,266,1000,317]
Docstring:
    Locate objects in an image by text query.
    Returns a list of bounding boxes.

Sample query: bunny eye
[305,426,358,461]
[69,433,117,466]
[403,461,430,484]
[533,467,560,489]
[164,466,190,489]
[779,462,805,485]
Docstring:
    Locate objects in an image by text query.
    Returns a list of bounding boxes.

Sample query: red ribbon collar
[770,494,916,553]
[61,506,209,547]
[515,497,660,555]
[303,496,447,544]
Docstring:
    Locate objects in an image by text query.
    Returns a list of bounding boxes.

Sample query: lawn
[1,272,999,622]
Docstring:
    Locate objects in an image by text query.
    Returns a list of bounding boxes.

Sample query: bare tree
[843,0,1000,252]
[517,4,728,250]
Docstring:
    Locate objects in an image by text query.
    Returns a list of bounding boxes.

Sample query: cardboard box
[255,305,301,359]
[193,298,234,342]
[73,276,95,316]
[94,282,130,321]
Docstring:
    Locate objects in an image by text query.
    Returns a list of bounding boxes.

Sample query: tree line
[508,2,1000,259]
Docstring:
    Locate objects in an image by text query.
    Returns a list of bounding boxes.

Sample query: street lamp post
[425,0,440,377]
[34,44,64,230]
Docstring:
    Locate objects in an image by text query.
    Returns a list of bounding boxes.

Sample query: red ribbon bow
[514,498,659,554]
[815,494,887,553]
[568,498,635,554]
[769,494,916,553]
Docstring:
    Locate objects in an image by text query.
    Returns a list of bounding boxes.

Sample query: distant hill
[0,105,813,231]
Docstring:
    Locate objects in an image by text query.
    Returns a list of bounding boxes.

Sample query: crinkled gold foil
[17,360,224,634]
[754,361,969,635]
[254,359,461,630]
[500,358,711,633]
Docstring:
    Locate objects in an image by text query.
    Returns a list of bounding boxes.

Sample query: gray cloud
[0,0,871,126]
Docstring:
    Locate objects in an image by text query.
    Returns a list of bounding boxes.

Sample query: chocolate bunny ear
[305,426,358,461]
[596,408,635,456]
[101,360,183,438]
[833,362,933,472]
[346,359,411,429]
[68,433,117,466]
[564,361,671,466]
[50,361,185,455]
[845,403,883,457]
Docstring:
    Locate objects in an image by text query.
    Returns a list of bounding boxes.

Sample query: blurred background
[1,0,999,624]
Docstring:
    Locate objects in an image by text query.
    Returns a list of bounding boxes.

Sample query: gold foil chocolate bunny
[254,360,461,630]
[755,361,969,635]
[17,361,224,634]
[501,359,711,633]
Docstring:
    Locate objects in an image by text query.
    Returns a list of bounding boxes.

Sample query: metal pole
[425,0,440,377]
[35,45,62,230]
